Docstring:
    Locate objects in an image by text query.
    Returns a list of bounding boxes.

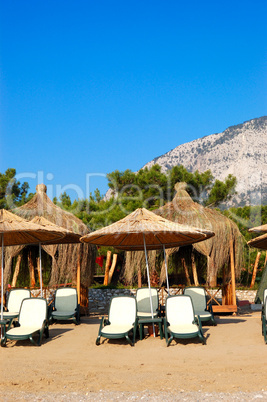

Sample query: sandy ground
[1,308,267,401]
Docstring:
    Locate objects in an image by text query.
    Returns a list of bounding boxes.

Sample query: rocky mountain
[143,116,267,207]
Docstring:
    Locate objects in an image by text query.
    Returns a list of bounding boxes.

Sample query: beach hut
[3,184,96,309]
[124,183,245,313]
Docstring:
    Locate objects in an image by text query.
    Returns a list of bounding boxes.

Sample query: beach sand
[1,308,267,401]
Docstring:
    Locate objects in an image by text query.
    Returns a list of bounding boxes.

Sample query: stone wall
[88,288,257,315]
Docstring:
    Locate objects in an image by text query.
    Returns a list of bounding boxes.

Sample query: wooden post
[191,253,199,286]
[138,266,142,288]
[108,254,118,285]
[28,250,36,288]
[37,256,44,290]
[103,251,112,286]
[222,264,226,306]
[229,238,236,306]
[181,257,191,286]
[77,251,81,305]
[11,253,22,287]
[250,251,261,288]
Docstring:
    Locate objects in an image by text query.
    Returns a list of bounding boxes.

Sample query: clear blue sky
[1,0,266,201]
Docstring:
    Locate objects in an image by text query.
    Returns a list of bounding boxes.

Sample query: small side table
[138,317,163,340]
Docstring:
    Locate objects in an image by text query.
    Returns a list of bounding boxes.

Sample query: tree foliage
[0,168,30,209]
[73,164,237,230]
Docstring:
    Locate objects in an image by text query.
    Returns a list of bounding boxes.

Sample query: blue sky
[1,0,266,201]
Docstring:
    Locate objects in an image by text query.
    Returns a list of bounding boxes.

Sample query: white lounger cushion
[167,296,195,325]
[54,288,77,313]
[195,311,211,319]
[6,289,31,313]
[108,297,136,326]
[137,311,157,318]
[5,298,47,339]
[101,324,134,335]
[184,287,206,311]
[168,323,199,335]
[136,288,158,317]
[6,326,41,337]
[3,311,19,318]
[52,311,76,317]
[19,298,47,328]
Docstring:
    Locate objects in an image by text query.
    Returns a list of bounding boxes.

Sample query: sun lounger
[96,295,138,346]
[50,287,80,325]
[136,287,162,339]
[183,286,216,325]
[136,287,159,319]
[163,295,205,346]
[1,297,48,347]
[3,288,31,329]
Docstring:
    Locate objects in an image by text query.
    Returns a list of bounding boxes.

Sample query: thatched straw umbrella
[81,207,214,334]
[30,216,81,297]
[124,183,244,287]
[0,209,65,320]
[4,184,96,291]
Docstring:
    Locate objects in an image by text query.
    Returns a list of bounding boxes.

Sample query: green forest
[1,166,267,288]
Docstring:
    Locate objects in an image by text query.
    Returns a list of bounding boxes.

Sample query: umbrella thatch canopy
[3,184,96,290]
[80,207,214,250]
[248,224,267,233]
[30,216,81,244]
[248,233,267,250]
[0,209,65,245]
[125,183,244,287]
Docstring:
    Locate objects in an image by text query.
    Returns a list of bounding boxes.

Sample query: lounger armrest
[97,316,106,337]
[195,315,203,331]
[207,303,213,314]
[48,303,54,320]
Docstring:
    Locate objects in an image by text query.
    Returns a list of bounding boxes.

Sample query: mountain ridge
[143,116,267,207]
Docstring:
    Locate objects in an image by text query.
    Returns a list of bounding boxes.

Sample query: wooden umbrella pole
[11,253,22,288]
[103,251,111,286]
[77,248,81,305]
[229,237,237,306]
[163,245,170,296]
[39,243,43,298]
[191,252,199,286]
[143,234,155,337]
[108,254,118,285]
[250,251,261,288]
